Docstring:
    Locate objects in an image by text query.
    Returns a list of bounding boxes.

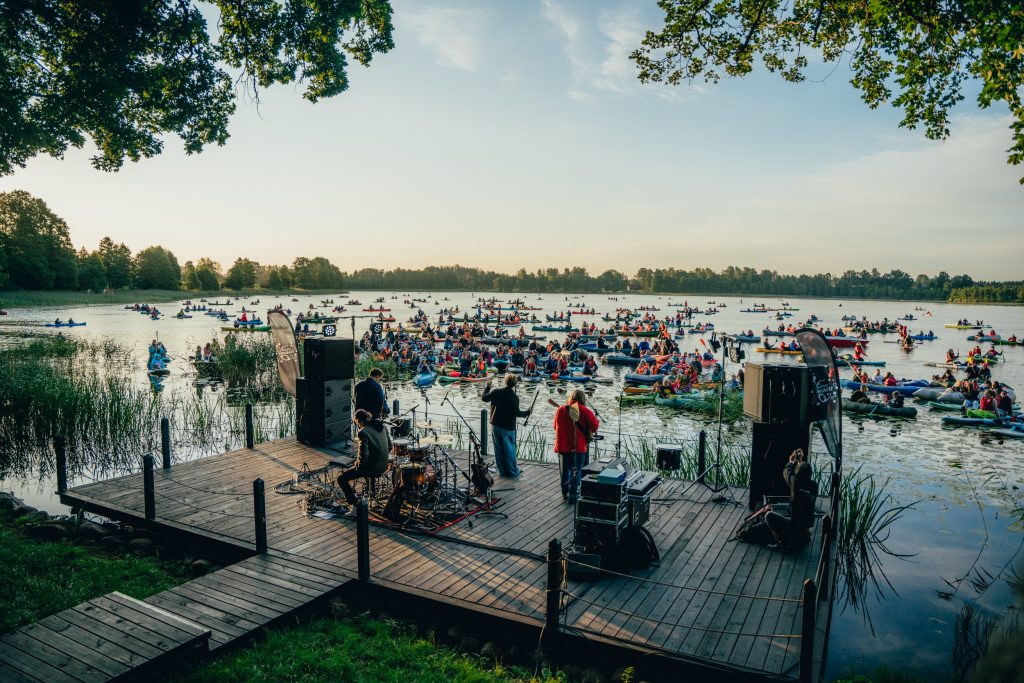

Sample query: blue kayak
[603,353,641,366]
[840,379,925,395]
[908,333,937,341]
[414,371,437,387]
[45,322,86,327]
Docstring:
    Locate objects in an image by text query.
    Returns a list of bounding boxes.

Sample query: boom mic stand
[441,394,485,501]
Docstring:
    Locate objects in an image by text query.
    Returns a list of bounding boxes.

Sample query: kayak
[913,388,963,403]
[532,325,578,333]
[414,371,437,387]
[824,337,867,348]
[655,392,710,408]
[942,415,1007,427]
[838,357,886,367]
[927,401,962,411]
[842,399,918,418]
[724,335,761,343]
[175,315,193,319]
[840,379,924,395]
[944,324,982,329]
[45,322,86,327]
[762,330,793,337]
[624,373,665,385]
[603,353,641,366]
[756,347,802,355]
[990,429,1024,439]
[619,393,656,404]
[907,333,937,341]
[222,326,271,332]
[617,330,662,337]
[967,335,1000,342]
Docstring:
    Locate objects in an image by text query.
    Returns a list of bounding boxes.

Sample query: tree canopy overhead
[1,0,395,175]
[632,1,1024,182]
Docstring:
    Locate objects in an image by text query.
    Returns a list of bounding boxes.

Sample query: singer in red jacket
[553,389,599,502]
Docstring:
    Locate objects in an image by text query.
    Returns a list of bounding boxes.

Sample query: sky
[2,0,1023,279]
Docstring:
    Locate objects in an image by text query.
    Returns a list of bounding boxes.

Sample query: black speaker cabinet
[748,421,811,510]
[303,338,354,381]
[743,362,825,424]
[296,377,352,447]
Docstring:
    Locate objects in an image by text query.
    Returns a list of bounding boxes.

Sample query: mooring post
[480,409,489,456]
[819,516,832,601]
[697,430,707,483]
[54,435,67,494]
[546,538,562,632]
[253,478,267,553]
[245,404,254,449]
[160,417,171,469]
[799,578,818,683]
[392,399,400,418]
[356,498,370,581]
[143,454,155,520]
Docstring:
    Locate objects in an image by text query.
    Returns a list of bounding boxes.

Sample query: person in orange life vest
[882,372,898,387]
[553,389,600,503]
[979,390,996,413]
[636,359,651,375]
[853,343,865,361]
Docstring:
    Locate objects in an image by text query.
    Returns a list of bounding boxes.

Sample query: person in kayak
[850,384,872,404]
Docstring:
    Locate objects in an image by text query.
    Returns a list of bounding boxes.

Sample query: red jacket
[554,402,599,454]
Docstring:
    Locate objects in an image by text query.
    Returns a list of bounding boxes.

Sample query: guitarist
[481,375,532,478]
[553,389,599,503]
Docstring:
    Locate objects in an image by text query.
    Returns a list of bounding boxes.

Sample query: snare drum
[392,438,413,457]
[408,445,432,462]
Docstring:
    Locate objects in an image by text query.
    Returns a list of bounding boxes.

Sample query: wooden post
[819,515,832,600]
[546,538,562,631]
[480,409,489,456]
[160,417,171,469]
[799,579,818,683]
[697,430,707,483]
[253,479,267,553]
[831,471,841,520]
[357,498,370,580]
[245,404,254,448]
[143,454,155,520]
[392,399,400,418]
[54,435,67,494]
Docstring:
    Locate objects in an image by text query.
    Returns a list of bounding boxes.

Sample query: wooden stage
[4,438,835,681]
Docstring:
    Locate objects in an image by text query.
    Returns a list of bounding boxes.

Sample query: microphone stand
[441,394,484,502]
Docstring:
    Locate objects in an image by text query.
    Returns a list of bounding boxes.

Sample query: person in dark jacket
[337,409,392,507]
[765,449,816,548]
[481,375,531,477]
[354,368,389,419]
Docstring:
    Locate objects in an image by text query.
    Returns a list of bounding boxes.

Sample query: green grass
[0,511,190,633]
[171,614,563,683]
[0,288,347,309]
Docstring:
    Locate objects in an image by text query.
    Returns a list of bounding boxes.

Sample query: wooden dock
[10,438,837,681]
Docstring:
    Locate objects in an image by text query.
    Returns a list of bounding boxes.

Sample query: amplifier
[576,498,628,524]
[303,338,354,381]
[566,551,603,580]
[580,475,625,503]
[575,516,627,552]
[627,493,651,527]
[626,471,661,496]
[743,362,818,424]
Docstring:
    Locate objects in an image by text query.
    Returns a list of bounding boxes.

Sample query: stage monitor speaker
[743,362,825,424]
[748,421,811,510]
[303,338,354,381]
[296,377,352,448]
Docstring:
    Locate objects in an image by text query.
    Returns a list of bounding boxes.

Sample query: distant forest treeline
[1,190,1020,303]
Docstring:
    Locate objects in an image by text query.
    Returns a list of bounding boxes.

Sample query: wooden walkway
[35,438,834,681]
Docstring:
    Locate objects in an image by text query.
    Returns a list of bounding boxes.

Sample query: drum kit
[366,416,491,529]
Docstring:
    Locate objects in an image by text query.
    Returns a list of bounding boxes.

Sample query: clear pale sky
[2,0,1022,279]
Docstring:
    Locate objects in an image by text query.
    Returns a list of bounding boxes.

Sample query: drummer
[337,409,391,510]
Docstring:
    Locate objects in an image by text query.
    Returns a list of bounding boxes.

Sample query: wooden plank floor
[0,592,209,683]
[59,438,831,680]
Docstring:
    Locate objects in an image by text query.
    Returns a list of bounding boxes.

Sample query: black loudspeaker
[303,338,354,381]
[296,377,352,448]
[743,362,825,424]
[748,421,811,510]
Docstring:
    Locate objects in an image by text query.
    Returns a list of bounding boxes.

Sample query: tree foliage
[223,258,259,289]
[133,246,181,290]
[97,237,134,289]
[1,0,395,175]
[632,1,1024,182]
[0,190,78,289]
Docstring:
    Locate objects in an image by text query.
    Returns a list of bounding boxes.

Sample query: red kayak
[825,337,869,348]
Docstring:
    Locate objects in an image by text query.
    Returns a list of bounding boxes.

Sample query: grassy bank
[171,614,562,683]
[0,288,346,309]
[0,508,190,633]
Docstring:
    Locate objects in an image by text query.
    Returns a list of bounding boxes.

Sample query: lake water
[2,290,1022,681]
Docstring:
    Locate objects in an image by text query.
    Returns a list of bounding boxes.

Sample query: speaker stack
[743,362,825,509]
[296,338,354,448]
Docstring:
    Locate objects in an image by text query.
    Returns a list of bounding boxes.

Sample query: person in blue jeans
[481,375,532,477]
[554,389,600,502]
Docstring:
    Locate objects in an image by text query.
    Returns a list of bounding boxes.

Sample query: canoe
[44,322,86,327]
[414,371,437,387]
[842,399,918,418]
[624,373,665,385]
[840,379,924,396]
[990,429,1024,439]
[756,347,802,355]
[655,392,710,408]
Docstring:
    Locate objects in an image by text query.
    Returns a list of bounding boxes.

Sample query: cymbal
[418,435,453,446]
[416,420,445,429]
